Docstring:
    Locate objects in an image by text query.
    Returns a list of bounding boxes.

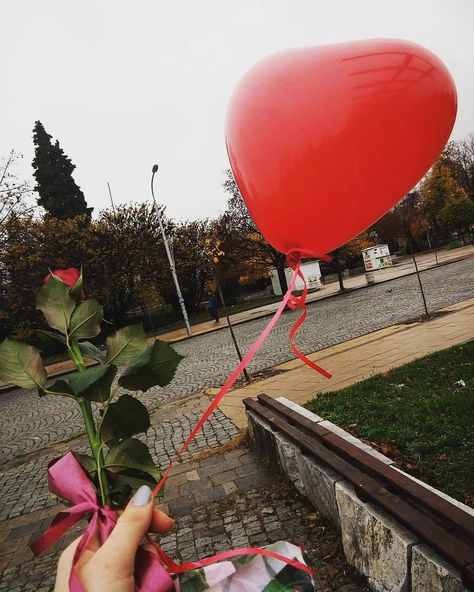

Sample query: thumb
[89,485,154,582]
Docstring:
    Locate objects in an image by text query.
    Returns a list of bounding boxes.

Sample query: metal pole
[412,254,429,317]
[150,165,192,336]
[215,275,250,383]
[433,233,439,266]
[107,182,116,212]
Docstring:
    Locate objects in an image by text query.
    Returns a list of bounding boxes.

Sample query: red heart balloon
[226,39,457,258]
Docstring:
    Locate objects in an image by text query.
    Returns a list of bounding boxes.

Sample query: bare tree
[223,169,288,293]
[0,150,34,246]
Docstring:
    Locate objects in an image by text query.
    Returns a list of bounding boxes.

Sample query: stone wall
[247,397,473,592]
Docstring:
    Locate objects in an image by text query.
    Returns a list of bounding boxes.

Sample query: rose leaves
[0,268,184,504]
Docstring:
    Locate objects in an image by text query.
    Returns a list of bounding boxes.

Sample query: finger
[74,528,101,569]
[150,508,175,535]
[54,537,81,591]
[86,485,154,582]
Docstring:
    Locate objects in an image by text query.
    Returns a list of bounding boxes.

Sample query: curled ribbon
[32,253,329,587]
[153,253,331,495]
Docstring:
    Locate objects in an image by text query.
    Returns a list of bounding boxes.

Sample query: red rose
[44,267,80,288]
[44,268,84,299]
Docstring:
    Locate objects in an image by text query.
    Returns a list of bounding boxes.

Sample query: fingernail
[131,485,152,506]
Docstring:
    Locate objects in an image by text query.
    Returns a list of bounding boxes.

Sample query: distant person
[207,291,219,323]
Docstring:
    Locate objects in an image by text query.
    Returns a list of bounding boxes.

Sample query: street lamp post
[150,164,192,336]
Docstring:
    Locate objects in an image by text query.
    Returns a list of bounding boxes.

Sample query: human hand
[54,485,174,592]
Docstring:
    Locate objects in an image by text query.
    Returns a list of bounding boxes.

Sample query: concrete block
[274,432,305,494]
[275,397,325,422]
[336,481,418,592]
[411,544,469,592]
[298,454,343,525]
[246,410,278,465]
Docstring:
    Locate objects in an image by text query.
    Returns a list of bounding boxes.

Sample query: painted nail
[131,485,152,506]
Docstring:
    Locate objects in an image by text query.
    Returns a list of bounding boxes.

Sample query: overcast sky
[2,0,473,220]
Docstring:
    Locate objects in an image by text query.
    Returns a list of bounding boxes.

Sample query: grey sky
[2,0,473,220]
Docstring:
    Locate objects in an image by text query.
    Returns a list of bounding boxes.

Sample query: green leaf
[37,330,66,345]
[38,379,74,398]
[69,299,103,339]
[76,453,97,477]
[69,268,83,303]
[78,341,106,364]
[118,340,183,392]
[104,438,161,481]
[36,277,76,334]
[0,338,47,389]
[69,365,117,402]
[106,324,147,366]
[109,470,159,507]
[109,482,133,508]
[101,394,150,443]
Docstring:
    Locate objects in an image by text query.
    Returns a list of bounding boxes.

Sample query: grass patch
[305,341,474,506]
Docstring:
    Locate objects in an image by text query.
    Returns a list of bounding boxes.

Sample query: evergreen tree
[32,121,92,219]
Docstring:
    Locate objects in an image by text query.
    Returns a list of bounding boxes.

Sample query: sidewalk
[218,297,474,428]
[0,245,472,392]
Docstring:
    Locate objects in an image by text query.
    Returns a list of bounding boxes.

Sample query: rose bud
[44,268,84,300]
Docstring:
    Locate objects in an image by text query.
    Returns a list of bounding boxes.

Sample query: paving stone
[234,468,276,490]
[221,481,237,495]
[168,496,195,517]
[198,458,241,478]
[193,485,226,505]
[179,479,211,497]
[209,470,237,485]
[6,520,44,541]
[166,473,188,488]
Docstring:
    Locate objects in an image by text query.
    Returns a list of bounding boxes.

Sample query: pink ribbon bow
[31,453,174,592]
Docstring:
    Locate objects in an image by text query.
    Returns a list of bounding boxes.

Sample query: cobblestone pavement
[0,449,368,592]
[0,398,239,522]
[0,257,472,468]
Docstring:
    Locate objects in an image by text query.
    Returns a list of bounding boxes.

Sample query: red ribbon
[286,253,332,379]
[153,253,331,496]
[151,541,314,576]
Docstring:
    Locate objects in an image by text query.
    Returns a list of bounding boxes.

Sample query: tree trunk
[334,251,345,291]
[276,263,288,294]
